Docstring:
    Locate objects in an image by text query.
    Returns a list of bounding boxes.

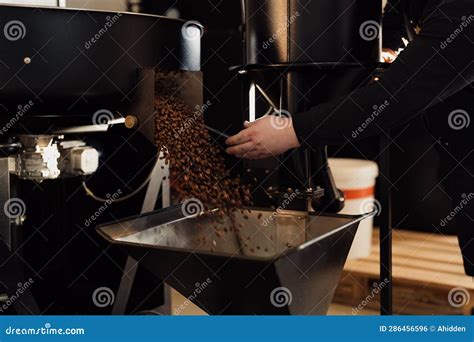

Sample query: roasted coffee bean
[154,94,251,242]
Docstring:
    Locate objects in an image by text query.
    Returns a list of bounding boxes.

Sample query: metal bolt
[124,115,138,129]
[24,57,31,64]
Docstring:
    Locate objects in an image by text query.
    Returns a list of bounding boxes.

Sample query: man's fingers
[226,129,252,146]
[226,141,255,155]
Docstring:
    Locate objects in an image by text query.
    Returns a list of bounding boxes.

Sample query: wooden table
[334,229,474,315]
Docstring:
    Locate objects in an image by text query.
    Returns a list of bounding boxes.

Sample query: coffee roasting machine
[0,4,203,314]
[1,1,385,316]
[98,0,381,315]
[239,0,382,213]
[237,0,395,315]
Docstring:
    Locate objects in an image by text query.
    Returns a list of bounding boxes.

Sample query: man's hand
[225,115,300,159]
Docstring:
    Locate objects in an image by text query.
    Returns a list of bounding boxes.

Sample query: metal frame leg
[379,135,393,315]
[112,153,170,315]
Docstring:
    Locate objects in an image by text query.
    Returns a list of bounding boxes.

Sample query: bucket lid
[328,158,379,181]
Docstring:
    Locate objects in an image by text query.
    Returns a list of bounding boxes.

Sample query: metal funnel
[97,206,372,315]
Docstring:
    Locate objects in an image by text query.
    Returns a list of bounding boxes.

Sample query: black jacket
[293,0,473,145]
[383,0,429,50]
[292,0,474,276]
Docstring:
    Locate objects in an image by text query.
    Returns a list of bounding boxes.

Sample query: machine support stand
[112,154,170,315]
[379,135,393,315]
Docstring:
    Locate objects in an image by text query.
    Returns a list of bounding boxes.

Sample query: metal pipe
[255,83,278,112]
[0,143,21,149]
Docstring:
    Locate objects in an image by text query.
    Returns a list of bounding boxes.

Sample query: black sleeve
[382,0,408,50]
[292,0,474,147]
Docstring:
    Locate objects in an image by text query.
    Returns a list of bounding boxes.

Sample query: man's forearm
[293,1,474,146]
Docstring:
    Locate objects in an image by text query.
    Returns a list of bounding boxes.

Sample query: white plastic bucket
[328,158,379,260]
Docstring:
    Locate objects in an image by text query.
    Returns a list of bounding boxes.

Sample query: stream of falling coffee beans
[154,94,252,235]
